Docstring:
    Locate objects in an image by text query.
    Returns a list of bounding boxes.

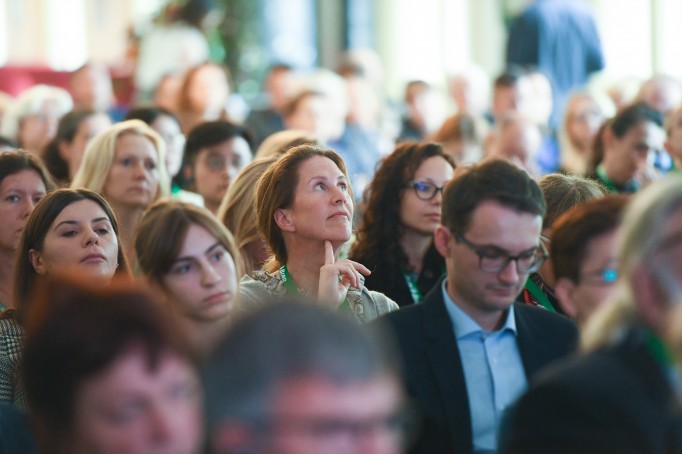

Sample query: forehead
[272,373,401,415]
[200,136,250,155]
[53,199,108,223]
[297,155,344,180]
[413,155,453,178]
[115,132,156,154]
[0,169,45,192]
[179,223,220,253]
[465,200,542,245]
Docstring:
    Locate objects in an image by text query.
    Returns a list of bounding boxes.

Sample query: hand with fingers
[318,240,371,308]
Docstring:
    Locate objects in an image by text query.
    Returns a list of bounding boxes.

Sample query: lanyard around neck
[279,265,351,312]
[402,271,423,304]
[524,277,556,312]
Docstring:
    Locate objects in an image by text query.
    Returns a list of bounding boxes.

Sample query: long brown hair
[350,142,454,271]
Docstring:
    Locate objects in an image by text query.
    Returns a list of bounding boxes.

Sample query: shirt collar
[441,280,518,338]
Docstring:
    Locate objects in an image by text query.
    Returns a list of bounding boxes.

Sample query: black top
[359,242,444,307]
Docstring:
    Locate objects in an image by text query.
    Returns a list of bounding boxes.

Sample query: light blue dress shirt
[441,281,528,453]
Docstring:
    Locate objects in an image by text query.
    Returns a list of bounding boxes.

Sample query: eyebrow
[173,242,223,264]
[54,217,110,230]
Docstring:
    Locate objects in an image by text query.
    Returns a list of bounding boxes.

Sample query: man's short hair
[539,173,605,230]
[551,195,628,283]
[442,158,546,233]
[202,301,400,432]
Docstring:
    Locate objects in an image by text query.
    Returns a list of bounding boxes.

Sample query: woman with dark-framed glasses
[350,142,455,306]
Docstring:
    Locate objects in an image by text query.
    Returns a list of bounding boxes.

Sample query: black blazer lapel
[421,285,473,453]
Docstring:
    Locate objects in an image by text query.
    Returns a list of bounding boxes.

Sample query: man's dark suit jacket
[500,328,682,454]
[376,280,578,454]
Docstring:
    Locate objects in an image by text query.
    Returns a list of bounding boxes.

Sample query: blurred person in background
[558,91,608,175]
[182,120,252,214]
[43,110,111,186]
[551,195,628,327]
[135,0,214,101]
[0,151,55,313]
[398,80,445,142]
[244,64,297,147]
[1,85,73,156]
[518,173,604,315]
[23,275,202,454]
[203,301,408,454]
[589,103,664,193]
[488,113,543,176]
[69,63,116,117]
[125,106,198,203]
[176,62,231,134]
[432,113,486,165]
[218,156,279,277]
[71,120,170,264]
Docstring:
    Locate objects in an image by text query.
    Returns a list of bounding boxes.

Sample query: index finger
[324,240,335,265]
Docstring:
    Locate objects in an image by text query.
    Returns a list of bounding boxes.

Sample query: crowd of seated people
[4,36,682,454]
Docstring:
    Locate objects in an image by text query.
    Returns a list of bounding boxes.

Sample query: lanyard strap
[402,271,423,304]
[596,165,639,193]
[646,331,676,368]
[279,265,351,312]
[524,278,556,312]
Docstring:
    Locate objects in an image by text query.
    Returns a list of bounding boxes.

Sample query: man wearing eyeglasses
[376,159,578,454]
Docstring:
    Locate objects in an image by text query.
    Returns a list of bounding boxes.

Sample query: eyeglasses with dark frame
[451,229,548,273]
[408,181,445,201]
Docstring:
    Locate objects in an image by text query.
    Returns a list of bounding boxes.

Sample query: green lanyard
[596,165,638,193]
[596,165,618,193]
[402,271,423,304]
[646,331,676,368]
[279,265,351,313]
[525,278,556,312]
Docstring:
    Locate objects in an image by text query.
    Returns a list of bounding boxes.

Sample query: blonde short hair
[71,119,170,200]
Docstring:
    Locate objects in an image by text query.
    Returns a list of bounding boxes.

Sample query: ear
[274,208,295,233]
[553,277,577,319]
[28,249,46,275]
[434,225,452,259]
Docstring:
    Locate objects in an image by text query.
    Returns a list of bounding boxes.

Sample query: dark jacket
[376,280,578,454]
[501,328,682,454]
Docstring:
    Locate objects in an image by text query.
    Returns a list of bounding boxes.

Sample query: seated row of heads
[7,137,682,453]
[4,138,626,331]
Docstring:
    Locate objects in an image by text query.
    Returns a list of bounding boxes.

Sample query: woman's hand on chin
[318,240,370,308]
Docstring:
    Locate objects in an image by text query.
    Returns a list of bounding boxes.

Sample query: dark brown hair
[0,150,56,191]
[442,158,546,233]
[350,142,454,271]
